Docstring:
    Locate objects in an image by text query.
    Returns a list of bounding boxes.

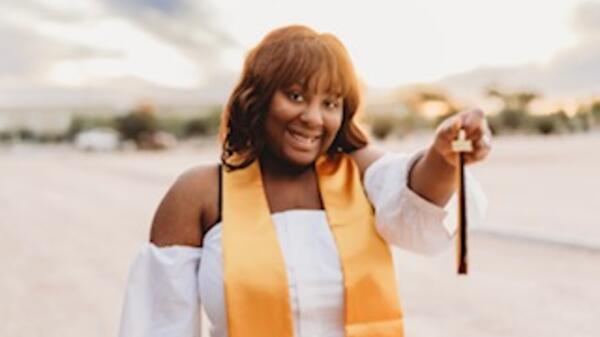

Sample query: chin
[282,149,320,167]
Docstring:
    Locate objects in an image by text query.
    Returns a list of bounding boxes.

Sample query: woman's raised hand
[431,108,493,167]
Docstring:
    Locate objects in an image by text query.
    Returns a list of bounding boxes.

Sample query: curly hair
[219,25,369,170]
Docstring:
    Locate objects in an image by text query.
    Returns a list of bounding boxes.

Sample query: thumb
[450,117,462,137]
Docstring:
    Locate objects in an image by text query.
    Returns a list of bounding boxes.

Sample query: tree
[486,87,539,131]
[115,103,158,147]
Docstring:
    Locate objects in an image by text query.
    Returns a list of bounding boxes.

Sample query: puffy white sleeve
[364,149,488,256]
[118,242,203,337]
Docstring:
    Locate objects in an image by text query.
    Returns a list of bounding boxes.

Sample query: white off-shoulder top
[118,151,488,337]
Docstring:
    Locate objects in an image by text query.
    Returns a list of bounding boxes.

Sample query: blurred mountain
[0,73,237,110]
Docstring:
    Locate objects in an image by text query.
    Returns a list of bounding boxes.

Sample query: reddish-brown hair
[220,25,369,170]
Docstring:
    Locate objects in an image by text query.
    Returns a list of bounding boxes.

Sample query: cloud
[0,19,117,84]
[108,0,188,15]
[104,0,235,48]
[437,1,600,101]
[0,22,52,80]
[0,0,233,90]
[571,0,600,38]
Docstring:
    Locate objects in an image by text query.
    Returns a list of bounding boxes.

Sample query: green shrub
[397,112,429,134]
[184,118,211,137]
[370,115,396,140]
[487,115,502,135]
[366,109,434,140]
[528,111,574,135]
[183,108,222,137]
[571,111,593,132]
[156,117,187,138]
[590,101,600,126]
[16,128,35,141]
[0,131,12,142]
[114,109,157,144]
[532,115,560,135]
[499,109,529,130]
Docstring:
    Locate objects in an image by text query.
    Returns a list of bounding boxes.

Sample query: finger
[450,117,462,137]
[438,116,462,141]
[461,109,485,134]
[466,127,483,141]
[468,123,491,145]
[481,131,492,148]
[464,143,490,164]
[463,126,492,165]
[470,131,491,152]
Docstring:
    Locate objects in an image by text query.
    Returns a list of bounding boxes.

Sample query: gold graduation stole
[222,153,404,337]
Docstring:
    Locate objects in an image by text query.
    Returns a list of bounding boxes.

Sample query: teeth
[290,130,318,144]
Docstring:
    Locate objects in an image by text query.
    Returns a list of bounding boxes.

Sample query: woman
[119,25,491,337]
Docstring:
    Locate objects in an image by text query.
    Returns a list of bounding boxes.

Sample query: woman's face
[263,84,344,167]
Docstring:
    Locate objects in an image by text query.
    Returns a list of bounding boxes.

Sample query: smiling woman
[263,87,342,167]
[221,25,367,169]
[118,24,490,337]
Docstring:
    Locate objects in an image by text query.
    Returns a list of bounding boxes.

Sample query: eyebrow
[282,83,342,98]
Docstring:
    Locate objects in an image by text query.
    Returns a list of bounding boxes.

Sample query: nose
[299,101,324,127]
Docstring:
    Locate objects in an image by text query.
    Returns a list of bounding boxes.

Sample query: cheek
[263,118,284,151]
[323,113,344,142]
[264,106,288,134]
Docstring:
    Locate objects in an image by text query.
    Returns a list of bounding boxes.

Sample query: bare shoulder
[349,145,386,180]
[149,163,220,247]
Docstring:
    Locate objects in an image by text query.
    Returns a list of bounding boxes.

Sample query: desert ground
[1,132,599,337]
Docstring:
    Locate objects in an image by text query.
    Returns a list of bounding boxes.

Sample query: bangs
[257,32,357,98]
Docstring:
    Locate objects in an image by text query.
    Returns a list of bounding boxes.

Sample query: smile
[287,129,321,146]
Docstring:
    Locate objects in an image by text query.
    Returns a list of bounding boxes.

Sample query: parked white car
[74,128,120,151]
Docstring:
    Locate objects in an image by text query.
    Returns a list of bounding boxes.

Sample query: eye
[324,98,342,110]
[287,91,305,103]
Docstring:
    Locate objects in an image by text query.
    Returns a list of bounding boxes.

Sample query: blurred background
[1,0,599,336]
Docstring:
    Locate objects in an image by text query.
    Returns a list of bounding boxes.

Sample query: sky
[0,0,599,106]
[214,0,580,87]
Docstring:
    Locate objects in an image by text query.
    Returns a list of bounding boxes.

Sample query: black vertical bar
[458,152,468,274]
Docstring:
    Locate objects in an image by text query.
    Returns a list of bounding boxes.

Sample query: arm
[353,109,491,255]
[118,165,217,337]
[150,165,219,247]
[408,109,492,207]
[118,244,203,337]
[408,148,456,207]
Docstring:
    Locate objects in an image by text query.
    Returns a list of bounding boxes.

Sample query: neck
[258,149,314,180]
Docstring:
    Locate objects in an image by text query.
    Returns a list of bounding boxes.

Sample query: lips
[287,129,321,146]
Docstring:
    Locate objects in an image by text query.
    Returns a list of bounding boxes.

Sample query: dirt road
[1,133,598,337]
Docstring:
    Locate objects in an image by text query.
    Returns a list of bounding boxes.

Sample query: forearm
[408,147,457,207]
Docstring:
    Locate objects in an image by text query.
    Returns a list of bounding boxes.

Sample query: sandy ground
[1,132,599,337]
